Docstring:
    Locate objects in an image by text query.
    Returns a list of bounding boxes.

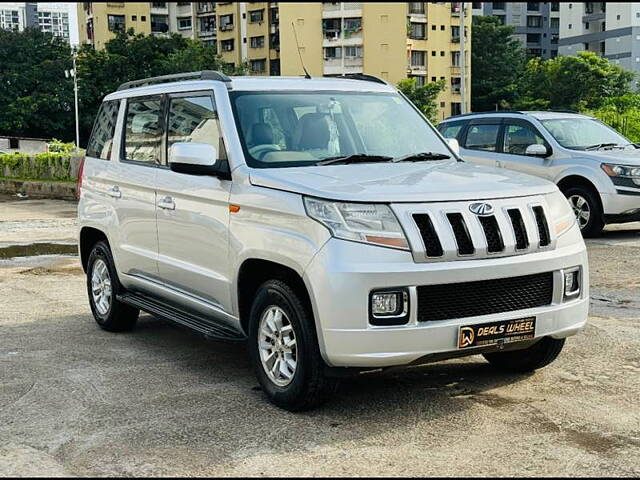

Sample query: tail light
[76,156,85,200]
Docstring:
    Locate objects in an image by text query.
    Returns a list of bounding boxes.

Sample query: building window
[550,17,559,29]
[199,16,215,35]
[152,2,167,8]
[219,14,233,31]
[250,35,265,48]
[132,15,137,21]
[411,50,426,67]
[527,2,540,11]
[408,2,425,14]
[527,33,541,43]
[249,9,264,23]
[141,16,146,21]
[551,2,559,12]
[151,14,169,33]
[526,15,542,28]
[324,46,342,59]
[250,58,266,73]
[221,38,234,51]
[409,22,426,39]
[107,14,125,33]
[270,59,280,76]
[412,75,426,87]
[344,17,362,37]
[344,46,363,57]
[451,77,461,93]
[177,16,192,30]
[492,2,505,10]
[451,25,460,42]
[495,15,506,25]
[451,102,462,116]
[452,51,460,66]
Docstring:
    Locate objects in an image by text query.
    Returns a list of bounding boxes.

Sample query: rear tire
[86,240,139,332]
[563,185,604,237]
[483,337,565,373]
[248,279,338,411]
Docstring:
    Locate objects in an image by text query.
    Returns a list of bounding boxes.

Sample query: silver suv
[78,72,588,410]
[439,111,640,236]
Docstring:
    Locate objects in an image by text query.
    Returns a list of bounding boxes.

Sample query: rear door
[459,119,503,167]
[155,91,232,312]
[112,95,164,281]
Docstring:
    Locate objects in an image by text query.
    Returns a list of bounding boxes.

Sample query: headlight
[303,197,410,250]
[546,190,576,237]
[601,163,640,179]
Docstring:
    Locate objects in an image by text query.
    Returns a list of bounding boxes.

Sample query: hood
[249,161,558,202]
[572,147,640,165]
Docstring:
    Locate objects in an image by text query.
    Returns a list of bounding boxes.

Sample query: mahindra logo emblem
[469,202,494,216]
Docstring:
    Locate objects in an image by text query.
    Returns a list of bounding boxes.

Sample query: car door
[155,91,232,313]
[459,119,502,167]
[110,95,163,281]
[496,119,554,180]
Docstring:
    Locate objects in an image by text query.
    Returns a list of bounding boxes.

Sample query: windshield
[540,117,633,150]
[230,91,453,168]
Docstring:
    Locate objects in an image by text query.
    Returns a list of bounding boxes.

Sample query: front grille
[533,206,551,247]
[413,214,443,257]
[479,215,504,253]
[416,271,554,322]
[508,208,529,250]
[447,213,474,255]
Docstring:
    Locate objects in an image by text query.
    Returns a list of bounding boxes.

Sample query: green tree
[0,28,75,141]
[397,78,446,123]
[516,51,636,111]
[471,16,526,112]
[77,30,242,145]
[588,94,640,143]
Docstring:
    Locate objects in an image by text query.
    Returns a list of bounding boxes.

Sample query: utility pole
[459,1,466,114]
[66,52,80,149]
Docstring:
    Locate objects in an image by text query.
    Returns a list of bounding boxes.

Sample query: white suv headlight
[546,190,576,237]
[304,197,409,250]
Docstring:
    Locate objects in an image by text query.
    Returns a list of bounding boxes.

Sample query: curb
[0,179,76,201]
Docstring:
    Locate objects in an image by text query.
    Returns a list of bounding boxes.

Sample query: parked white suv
[439,111,640,236]
[78,72,588,411]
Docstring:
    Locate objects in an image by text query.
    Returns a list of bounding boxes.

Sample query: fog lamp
[369,289,409,326]
[563,267,581,299]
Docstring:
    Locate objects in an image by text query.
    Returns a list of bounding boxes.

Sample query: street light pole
[459,2,466,115]
[66,52,80,149]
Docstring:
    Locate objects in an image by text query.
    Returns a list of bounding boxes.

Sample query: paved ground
[1,197,640,477]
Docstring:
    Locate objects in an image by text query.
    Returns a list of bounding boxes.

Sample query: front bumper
[303,225,589,368]
[601,190,640,217]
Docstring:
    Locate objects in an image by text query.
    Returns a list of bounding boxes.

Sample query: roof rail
[443,110,525,120]
[333,73,388,85]
[117,70,232,91]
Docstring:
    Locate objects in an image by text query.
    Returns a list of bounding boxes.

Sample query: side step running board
[117,292,246,343]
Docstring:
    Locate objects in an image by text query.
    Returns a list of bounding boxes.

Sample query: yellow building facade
[77,2,152,50]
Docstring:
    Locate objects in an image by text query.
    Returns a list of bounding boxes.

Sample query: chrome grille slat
[401,196,556,263]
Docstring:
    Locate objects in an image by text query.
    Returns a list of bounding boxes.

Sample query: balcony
[219,23,234,32]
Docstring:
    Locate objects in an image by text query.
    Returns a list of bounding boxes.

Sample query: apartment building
[559,2,640,76]
[218,2,471,119]
[0,2,71,43]
[77,2,217,49]
[472,2,560,59]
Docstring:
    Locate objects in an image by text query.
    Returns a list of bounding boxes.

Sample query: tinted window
[440,123,465,139]
[124,97,163,165]
[87,100,119,160]
[167,95,220,151]
[465,124,500,151]
[503,123,546,155]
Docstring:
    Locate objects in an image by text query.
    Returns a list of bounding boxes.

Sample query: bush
[586,94,640,144]
[0,152,75,181]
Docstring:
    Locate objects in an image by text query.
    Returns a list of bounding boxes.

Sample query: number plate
[458,317,536,349]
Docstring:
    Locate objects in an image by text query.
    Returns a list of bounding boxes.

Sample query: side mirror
[169,142,230,178]
[525,144,551,157]
[447,138,460,156]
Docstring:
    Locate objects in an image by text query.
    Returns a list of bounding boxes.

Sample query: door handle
[107,185,121,198]
[158,196,175,210]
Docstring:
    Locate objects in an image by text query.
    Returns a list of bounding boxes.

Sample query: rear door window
[464,124,501,152]
[123,96,164,165]
[86,100,120,160]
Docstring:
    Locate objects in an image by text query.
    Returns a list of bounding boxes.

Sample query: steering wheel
[249,144,281,160]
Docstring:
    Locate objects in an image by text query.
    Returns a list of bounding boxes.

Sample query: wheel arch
[79,226,109,273]
[556,175,604,213]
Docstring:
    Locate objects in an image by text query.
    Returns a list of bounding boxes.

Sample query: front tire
[483,337,565,373]
[564,186,604,237]
[86,240,139,332]
[248,279,338,411]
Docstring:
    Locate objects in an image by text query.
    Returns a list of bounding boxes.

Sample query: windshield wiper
[317,154,393,166]
[391,152,451,163]
[585,143,623,151]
